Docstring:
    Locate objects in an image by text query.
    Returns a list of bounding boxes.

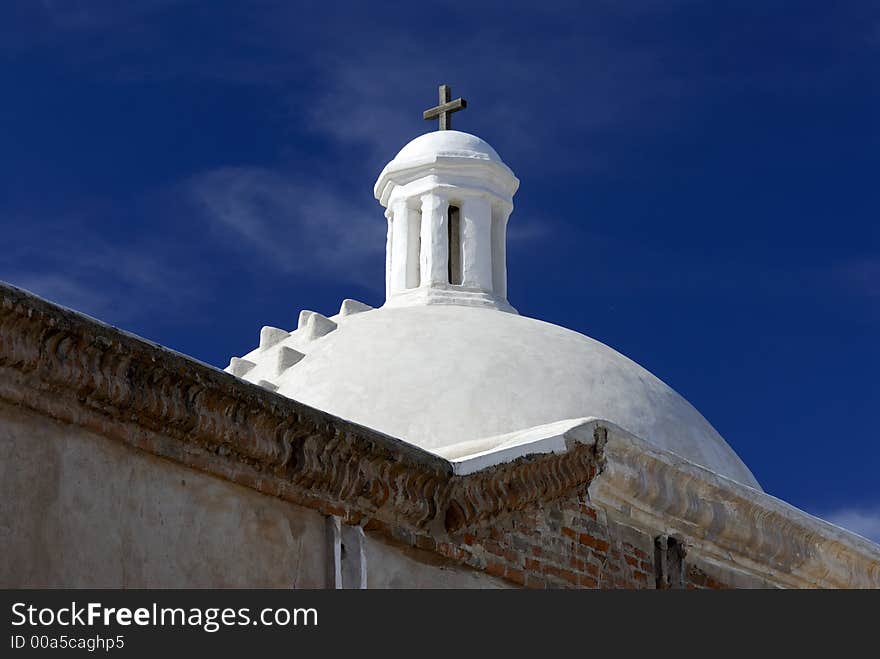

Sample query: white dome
[228,127,759,490]
[273,305,761,489]
[393,130,504,165]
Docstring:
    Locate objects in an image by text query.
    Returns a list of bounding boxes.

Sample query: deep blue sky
[2,1,878,539]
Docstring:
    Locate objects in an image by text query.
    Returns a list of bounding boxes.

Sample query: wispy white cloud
[1,162,390,327]
[6,274,116,319]
[0,213,201,323]
[5,2,873,318]
[507,218,553,245]
[187,167,384,285]
[820,505,880,544]
[37,0,180,31]
[304,29,679,174]
[835,258,880,298]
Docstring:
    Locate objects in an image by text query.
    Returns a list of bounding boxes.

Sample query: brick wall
[685,564,731,590]
[366,490,707,589]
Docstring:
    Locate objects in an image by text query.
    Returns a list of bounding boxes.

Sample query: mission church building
[2,88,878,588]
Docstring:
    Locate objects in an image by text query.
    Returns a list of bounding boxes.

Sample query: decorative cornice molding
[588,424,880,589]
[0,282,599,537]
[445,435,602,533]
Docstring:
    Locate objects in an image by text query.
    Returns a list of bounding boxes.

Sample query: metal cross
[423,84,467,130]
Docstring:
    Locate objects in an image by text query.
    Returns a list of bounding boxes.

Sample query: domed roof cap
[374,130,518,204]
[394,130,505,164]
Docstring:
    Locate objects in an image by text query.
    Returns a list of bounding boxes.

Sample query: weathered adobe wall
[0,385,744,590]
[2,282,878,589]
[0,282,549,588]
[1,399,327,588]
[0,399,510,588]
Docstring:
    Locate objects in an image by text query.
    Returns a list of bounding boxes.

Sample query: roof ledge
[436,417,600,475]
[440,415,880,587]
[589,427,880,589]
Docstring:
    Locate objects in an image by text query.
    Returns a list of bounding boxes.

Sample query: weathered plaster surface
[0,400,515,588]
[0,400,326,588]
[362,534,511,589]
[2,282,878,588]
[588,421,880,588]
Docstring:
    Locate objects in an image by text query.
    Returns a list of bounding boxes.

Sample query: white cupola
[223,87,761,490]
[373,129,520,312]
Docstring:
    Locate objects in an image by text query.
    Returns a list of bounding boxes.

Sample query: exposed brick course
[388,492,668,589]
[685,565,730,590]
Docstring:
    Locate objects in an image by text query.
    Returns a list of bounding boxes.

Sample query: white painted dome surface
[273,305,760,489]
[392,130,504,165]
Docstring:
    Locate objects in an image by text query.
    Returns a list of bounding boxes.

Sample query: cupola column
[419,192,450,287]
[492,205,512,301]
[389,199,421,293]
[460,195,494,292]
[384,210,393,299]
[389,199,409,294]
